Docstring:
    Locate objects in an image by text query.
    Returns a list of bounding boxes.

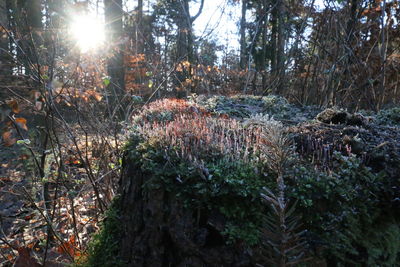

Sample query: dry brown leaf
[6,100,19,114]
[56,235,80,258]
[2,131,16,146]
[6,254,14,261]
[15,117,28,131]
[19,154,30,160]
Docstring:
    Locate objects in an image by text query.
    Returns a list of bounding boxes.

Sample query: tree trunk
[173,0,204,97]
[135,0,144,54]
[104,0,125,116]
[116,159,254,266]
[270,0,286,95]
[260,0,268,92]
[270,0,278,83]
[46,0,64,29]
[239,0,247,70]
[175,0,195,63]
[276,0,285,95]
[11,0,43,75]
[378,0,387,109]
[0,0,12,77]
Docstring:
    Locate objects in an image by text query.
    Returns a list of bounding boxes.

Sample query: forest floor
[0,147,100,266]
[0,125,114,266]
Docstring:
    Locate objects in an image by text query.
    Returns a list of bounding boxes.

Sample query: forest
[0,0,400,266]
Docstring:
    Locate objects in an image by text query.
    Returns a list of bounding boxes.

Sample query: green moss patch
[376,107,400,126]
[80,198,124,267]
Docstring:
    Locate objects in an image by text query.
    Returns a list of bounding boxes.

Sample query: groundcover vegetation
[85,96,400,266]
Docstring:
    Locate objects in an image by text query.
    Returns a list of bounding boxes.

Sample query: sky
[122,0,327,54]
[192,0,326,52]
[192,0,241,51]
[122,0,241,55]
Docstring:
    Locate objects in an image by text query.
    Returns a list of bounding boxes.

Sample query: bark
[276,0,285,95]
[270,0,285,95]
[25,0,42,30]
[339,0,359,106]
[47,0,64,29]
[104,0,125,115]
[117,159,254,266]
[260,0,268,91]
[345,0,358,44]
[0,0,12,76]
[173,0,204,96]
[378,0,387,109]
[11,0,43,75]
[270,0,278,77]
[179,0,205,62]
[134,0,144,54]
[175,0,202,63]
[239,0,247,70]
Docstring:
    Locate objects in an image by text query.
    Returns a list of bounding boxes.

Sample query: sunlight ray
[70,14,105,52]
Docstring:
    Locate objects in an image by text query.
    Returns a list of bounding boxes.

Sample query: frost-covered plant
[376,107,400,126]
[191,94,316,122]
[136,113,267,164]
[289,152,398,265]
[131,98,208,125]
[126,101,270,245]
[125,98,399,265]
[247,114,309,266]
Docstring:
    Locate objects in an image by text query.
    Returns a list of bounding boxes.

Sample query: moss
[129,142,267,245]
[131,98,208,125]
[191,94,320,123]
[289,153,400,264]
[361,221,400,266]
[376,107,400,126]
[79,197,124,267]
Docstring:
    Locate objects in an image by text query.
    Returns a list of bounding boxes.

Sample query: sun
[70,15,105,52]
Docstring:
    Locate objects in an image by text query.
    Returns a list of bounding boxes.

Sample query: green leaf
[131,95,143,104]
[103,77,111,86]
[17,139,31,145]
[148,80,153,88]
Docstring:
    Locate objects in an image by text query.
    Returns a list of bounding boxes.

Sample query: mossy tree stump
[86,97,400,267]
[117,160,254,266]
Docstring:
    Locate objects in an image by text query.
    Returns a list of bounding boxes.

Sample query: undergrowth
[79,197,124,267]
